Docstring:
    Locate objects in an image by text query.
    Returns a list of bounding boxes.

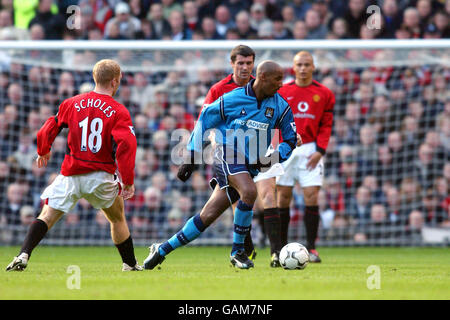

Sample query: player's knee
[303,188,319,206]
[240,185,257,205]
[262,192,276,209]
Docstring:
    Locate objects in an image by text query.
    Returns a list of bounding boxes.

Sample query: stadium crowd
[0,0,449,246]
[0,0,449,41]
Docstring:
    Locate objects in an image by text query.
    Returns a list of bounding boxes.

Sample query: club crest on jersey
[265,107,274,118]
[240,108,247,115]
[313,94,321,102]
[297,101,309,112]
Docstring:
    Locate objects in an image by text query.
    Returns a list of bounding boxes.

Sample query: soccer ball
[279,242,309,270]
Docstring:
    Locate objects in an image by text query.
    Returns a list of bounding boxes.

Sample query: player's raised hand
[36,152,51,168]
[296,133,302,146]
[122,184,135,200]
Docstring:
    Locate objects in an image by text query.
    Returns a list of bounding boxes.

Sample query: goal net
[0,40,448,247]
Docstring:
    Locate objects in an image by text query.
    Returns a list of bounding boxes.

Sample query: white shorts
[41,171,120,213]
[276,142,324,188]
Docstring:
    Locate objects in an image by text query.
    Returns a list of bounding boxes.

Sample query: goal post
[0,39,448,247]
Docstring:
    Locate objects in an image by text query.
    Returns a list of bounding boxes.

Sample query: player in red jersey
[276,51,335,263]
[6,59,142,272]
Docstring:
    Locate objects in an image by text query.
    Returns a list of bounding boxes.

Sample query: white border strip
[0,39,449,50]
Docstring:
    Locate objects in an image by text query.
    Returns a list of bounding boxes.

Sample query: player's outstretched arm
[36,152,52,168]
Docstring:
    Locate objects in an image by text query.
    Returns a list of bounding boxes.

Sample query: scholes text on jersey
[74,98,117,118]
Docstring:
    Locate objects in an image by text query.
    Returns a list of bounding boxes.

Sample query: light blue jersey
[188,80,297,165]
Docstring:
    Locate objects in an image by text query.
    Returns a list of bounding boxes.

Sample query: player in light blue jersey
[143,61,297,270]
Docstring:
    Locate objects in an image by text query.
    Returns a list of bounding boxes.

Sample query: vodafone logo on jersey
[295,101,316,119]
[297,101,309,112]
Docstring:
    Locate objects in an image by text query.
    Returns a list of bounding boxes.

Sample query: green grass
[0,246,449,300]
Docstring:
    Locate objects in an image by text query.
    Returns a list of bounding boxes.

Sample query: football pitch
[0,246,449,300]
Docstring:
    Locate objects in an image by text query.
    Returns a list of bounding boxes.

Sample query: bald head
[294,51,314,63]
[256,60,283,77]
[253,60,284,99]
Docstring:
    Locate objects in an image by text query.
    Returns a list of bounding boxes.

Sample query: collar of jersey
[245,79,256,98]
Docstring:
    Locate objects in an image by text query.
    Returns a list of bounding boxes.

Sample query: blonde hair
[92,59,121,86]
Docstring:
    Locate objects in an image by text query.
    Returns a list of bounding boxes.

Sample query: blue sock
[232,200,253,256]
[159,213,206,257]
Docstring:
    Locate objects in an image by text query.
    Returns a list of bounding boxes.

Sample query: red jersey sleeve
[204,86,219,105]
[111,109,137,186]
[37,100,68,156]
[316,90,335,154]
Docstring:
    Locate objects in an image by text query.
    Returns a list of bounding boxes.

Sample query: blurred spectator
[410,143,438,190]
[281,4,296,32]
[249,3,271,31]
[399,177,422,215]
[148,3,171,39]
[104,2,141,39]
[416,0,433,31]
[168,103,194,131]
[324,174,345,215]
[26,159,47,208]
[405,209,424,239]
[348,185,372,226]
[387,131,407,178]
[271,13,293,39]
[340,0,370,39]
[28,0,66,40]
[161,0,183,20]
[290,0,311,20]
[11,128,36,171]
[116,83,139,118]
[138,186,169,233]
[135,19,157,40]
[0,8,29,40]
[190,171,209,214]
[421,189,447,226]
[257,20,273,39]
[432,10,450,38]
[381,0,403,38]
[305,9,328,39]
[355,203,391,241]
[234,10,258,39]
[200,16,222,40]
[165,9,192,40]
[402,7,421,38]
[3,182,26,225]
[384,186,404,224]
[183,0,200,32]
[79,0,113,33]
[134,113,151,148]
[292,20,308,40]
[214,5,235,38]
[375,145,396,185]
[330,17,349,39]
[317,188,334,231]
[57,71,77,102]
[0,113,15,160]
[130,72,154,109]
[19,205,35,226]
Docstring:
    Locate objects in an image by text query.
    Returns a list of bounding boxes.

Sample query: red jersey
[204,73,255,104]
[278,80,335,155]
[37,91,137,185]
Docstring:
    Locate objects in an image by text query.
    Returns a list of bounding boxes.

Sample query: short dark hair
[230,45,255,63]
